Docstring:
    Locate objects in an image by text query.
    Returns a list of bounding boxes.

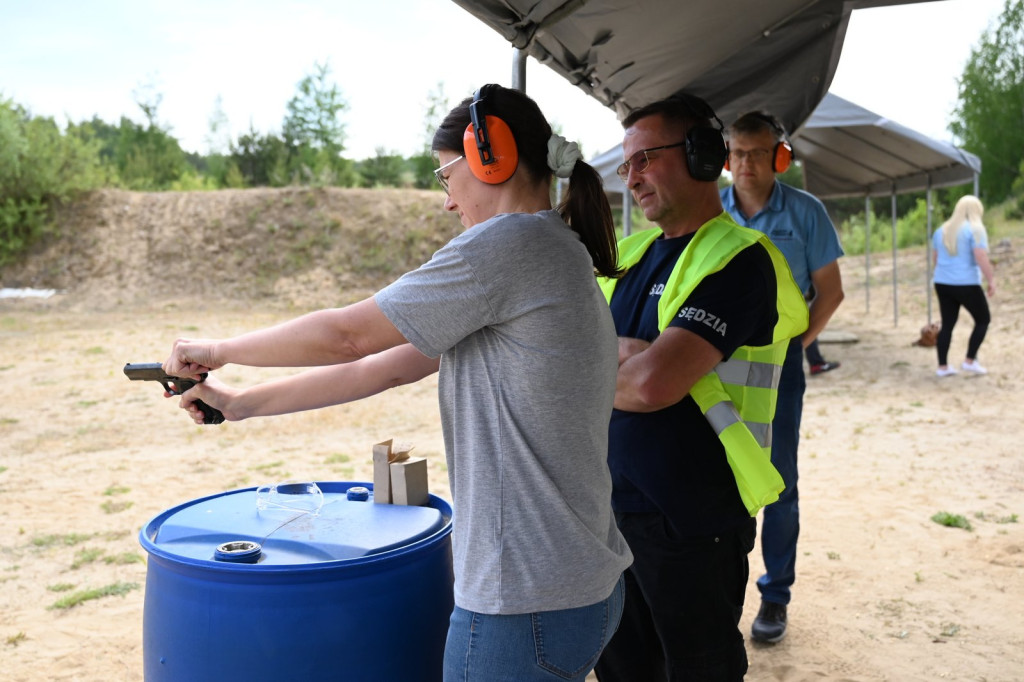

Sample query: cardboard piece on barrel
[372,439,414,504]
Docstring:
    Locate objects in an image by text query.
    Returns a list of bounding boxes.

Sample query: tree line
[3,1,1023,266]
[0,62,450,265]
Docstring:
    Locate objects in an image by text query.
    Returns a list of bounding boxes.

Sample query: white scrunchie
[547,133,581,178]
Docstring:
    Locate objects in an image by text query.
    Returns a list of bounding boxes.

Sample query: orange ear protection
[724,111,793,173]
[463,85,518,184]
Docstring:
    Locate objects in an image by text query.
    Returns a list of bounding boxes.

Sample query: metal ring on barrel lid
[214,540,262,563]
[346,486,370,501]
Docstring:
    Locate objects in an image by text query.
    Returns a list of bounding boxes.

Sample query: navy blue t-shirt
[607,231,778,536]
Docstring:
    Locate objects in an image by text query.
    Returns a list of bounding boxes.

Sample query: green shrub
[0,98,106,264]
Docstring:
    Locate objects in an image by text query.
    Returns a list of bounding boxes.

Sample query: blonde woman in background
[932,195,996,376]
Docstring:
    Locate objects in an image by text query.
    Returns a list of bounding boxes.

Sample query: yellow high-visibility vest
[599,212,808,515]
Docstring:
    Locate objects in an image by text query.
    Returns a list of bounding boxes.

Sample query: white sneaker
[961,360,987,374]
[936,367,958,377]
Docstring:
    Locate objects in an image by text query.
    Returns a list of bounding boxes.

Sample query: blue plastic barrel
[139,482,454,681]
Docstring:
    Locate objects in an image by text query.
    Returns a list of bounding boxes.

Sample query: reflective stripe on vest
[704,401,772,449]
[599,213,808,515]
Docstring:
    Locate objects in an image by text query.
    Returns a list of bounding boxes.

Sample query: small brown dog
[912,322,940,347]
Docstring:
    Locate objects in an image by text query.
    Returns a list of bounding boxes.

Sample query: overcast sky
[0,0,1008,161]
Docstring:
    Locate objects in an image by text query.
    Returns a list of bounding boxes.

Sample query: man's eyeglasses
[727,148,772,164]
[434,155,465,194]
[615,142,686,180]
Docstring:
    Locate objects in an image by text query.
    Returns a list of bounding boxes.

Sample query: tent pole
[511,48,527,91]
[864,195,871,314]
[623,191,633,237]
[891,189,898,327]
[925,177,933,324]
[974,172,979,197]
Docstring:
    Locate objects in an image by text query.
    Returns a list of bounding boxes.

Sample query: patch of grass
[974,511,1018,524]
[102,530,131,541]
[6,631,27,646]
[931,511,973,531]
[103,552,144,565]
[101,499,133,514]
[84,346,106,355]
[48,581,139,610]
[0,465,7,474]
[71,548,105,569]
[1,418,19,426]
[32,533,94,548]
[103,485,131,496]
[47,582,76,592]
[826,551,841,560]
[250,461,285,473]
[324,452,350,465]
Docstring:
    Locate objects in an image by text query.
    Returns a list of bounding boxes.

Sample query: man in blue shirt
[720,111,845,644]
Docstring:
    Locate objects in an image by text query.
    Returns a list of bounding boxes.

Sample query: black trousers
[595,512,756,682]
[934,283,990,365]
[804,338,826,366]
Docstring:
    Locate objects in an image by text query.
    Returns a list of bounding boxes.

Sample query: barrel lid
[141,482,447,566]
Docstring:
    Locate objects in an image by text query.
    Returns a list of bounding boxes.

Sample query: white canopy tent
[588,93,982,324]
[795,93,981,199]
[792,93,981,324]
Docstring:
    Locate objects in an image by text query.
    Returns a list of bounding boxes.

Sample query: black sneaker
[751,600,787,643]
[809,361,840,376]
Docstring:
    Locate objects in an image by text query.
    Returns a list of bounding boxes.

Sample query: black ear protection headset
[660,93,729,182]
[724,111,793,174]
[463,84,519,184]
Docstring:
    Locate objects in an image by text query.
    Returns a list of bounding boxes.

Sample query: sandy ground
[2,240,1022,681]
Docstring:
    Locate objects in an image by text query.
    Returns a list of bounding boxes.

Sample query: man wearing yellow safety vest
[593,94,808,682]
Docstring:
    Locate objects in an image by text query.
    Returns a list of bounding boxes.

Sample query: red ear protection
[463,85,518,184]
[725,140,793,173]
[772,140,793,173]
[724,112,793,174]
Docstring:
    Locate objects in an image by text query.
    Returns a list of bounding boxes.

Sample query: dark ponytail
[558,161,623,278]
[433,86,622,278]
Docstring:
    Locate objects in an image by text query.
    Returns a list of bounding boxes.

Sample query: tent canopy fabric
[793,93,981,198]
[451,0,940,139]
[588,92,980,200]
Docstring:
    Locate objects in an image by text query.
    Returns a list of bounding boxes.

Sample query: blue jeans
[443,574,625,682]
[757,338,805,605]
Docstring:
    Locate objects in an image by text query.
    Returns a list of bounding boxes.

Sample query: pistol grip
[195,400,225,425]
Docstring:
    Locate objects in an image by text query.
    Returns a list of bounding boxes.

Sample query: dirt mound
[0,187,462,311]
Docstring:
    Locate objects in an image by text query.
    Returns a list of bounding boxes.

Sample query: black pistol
[123,362,225,425]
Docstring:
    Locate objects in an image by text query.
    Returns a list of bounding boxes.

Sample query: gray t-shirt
[376,209,632,614]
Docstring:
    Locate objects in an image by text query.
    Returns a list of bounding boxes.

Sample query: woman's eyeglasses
[434,155,465,194]
[615,142,686,180]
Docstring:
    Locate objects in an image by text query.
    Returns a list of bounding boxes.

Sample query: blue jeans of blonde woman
[443,574,625,682]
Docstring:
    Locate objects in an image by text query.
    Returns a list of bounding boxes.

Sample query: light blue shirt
[721,181,843,294]
[932,222,988,286]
